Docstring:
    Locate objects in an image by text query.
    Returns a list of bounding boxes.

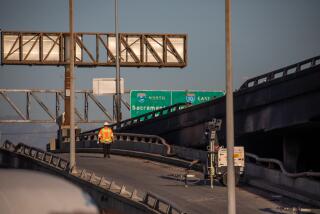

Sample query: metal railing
[72,168,143,201]
[1,141,186,214]
[72,170,185,213]
[115,102,188,130]
[116,133,172,155]
[79,132,172,156]
[240,55,320,90]
[246,152,320,178]
[144,192,186,214]
[2,140,69,170]
[80,102,188,137]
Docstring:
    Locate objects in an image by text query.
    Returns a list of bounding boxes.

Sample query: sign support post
[69,0,76,170]
[225,0,236,213]
[115,0,121,124]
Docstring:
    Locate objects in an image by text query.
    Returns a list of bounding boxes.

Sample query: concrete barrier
[59,140,168,156]
[172,145,207,163]
[245,163,320,207]
[58,140,207,162]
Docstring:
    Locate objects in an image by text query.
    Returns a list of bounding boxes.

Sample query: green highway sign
[171,91,224,105]
[130,90,225,118]
[130,90,171,118]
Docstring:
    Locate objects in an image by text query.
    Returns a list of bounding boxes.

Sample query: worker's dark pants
[103,143,111,158]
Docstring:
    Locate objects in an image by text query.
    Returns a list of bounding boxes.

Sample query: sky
[0,0,320,147]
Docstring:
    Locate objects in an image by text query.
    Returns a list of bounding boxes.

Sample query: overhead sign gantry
[0,31,187,124]
[1,31,187,67]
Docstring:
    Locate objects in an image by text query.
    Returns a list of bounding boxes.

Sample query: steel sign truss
[0,89,129,123]
[1,32,187,67]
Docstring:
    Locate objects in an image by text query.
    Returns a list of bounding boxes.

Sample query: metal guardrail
[80,102,188,136]
[1,140,186,214]
[116,133,172,156]
[240,55,320,90]
[2,140,69,170]
[144,192,186,214]
[79,132,172,156]
[246,152,320,178]
[72,170,184,213]
[72,168,143,201]
[114,102,188,130]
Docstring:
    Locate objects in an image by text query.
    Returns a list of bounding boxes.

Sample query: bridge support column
[283,135,302,173]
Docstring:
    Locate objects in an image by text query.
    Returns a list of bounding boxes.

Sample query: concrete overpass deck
[59,153,310,214]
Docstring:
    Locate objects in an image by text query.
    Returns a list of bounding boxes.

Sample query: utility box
[217,147,245,168]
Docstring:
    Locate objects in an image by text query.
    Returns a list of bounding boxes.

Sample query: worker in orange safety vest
[98,121,114,158]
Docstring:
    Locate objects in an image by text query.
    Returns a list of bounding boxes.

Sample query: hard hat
[103,121,109,126]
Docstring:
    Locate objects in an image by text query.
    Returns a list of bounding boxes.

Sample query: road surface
[60,153,311,214]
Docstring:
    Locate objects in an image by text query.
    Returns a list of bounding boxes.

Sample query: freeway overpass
[59,152,310,214]
[81,55,320,173]
[2,141,318,214]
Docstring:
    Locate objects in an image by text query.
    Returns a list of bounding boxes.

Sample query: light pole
[115,0,121,124]
[225,0,236,213]
[69,0,76,170]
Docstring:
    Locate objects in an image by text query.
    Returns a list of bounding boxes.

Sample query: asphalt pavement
[60,153,311,214]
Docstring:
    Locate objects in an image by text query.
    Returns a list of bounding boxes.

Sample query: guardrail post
[56,158,61,168]
[152,198,157,209]
[296,64,301,72]
[119,185,126,195]
[48,155,53,164]
[34,151,39,159]
[79,169,85,178]
[109,181,115,190]
[143,193,148,204]
[130,189,138,199]
[89,173,95,183]
[98,176,104,186]
[154,199,160,210]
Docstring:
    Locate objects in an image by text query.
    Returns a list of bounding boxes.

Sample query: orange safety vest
[98,127,113,144]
